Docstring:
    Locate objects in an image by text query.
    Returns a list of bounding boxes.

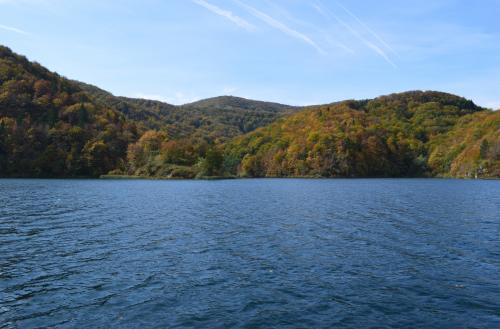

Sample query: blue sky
[0,0,499,108]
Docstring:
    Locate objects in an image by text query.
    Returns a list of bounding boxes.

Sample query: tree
[83,140,114,176]
[198,147,223,177]
[126,130,168,173]
[240,154,261,177]
[480,139,489,159]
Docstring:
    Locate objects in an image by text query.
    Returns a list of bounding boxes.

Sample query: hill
[0,45,498,179]
[0,45,296,177]
[182,95,294,114]
[224,91,499,178]
[428,110,499,177]
[0,46,140,177]
[77,82,297,141]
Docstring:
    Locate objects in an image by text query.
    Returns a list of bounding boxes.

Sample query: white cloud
[335,1,399,58]
[134,92,198,105]
[134,93,170,103]
[365,41,397,68]
[0,0,51,5]
[222,86,237,94]
[264,1,354,55]
[192,0,255,31]
[483,101,500,110]
[235,0,326,55]
[0,24,29,35]
[313,2,396,67]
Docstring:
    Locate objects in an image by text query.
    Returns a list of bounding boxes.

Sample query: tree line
[1,46,498,179]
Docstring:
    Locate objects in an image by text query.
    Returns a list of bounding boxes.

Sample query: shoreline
[0,175,498,180]
[102,174,498,181]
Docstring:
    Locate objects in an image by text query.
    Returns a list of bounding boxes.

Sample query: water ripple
[0,179,499,328]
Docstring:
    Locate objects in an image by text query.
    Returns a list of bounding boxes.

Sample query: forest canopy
[0,45,498,179]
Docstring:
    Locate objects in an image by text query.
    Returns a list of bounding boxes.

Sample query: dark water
[1,179,499,329]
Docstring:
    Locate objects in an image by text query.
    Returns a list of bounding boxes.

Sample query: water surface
[1,179,499,328]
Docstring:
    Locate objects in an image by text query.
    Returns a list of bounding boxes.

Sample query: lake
[0,179,499,328]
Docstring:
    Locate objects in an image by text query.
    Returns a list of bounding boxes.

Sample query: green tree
[198,147,223,177]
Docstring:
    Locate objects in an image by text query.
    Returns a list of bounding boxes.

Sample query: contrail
[192,0,255,31]
[313,2,396,68]
[265,0,354,54]
[335,1,399,58]
[0,24,29,35]
[234,0,326,55]
[365,41,397,68]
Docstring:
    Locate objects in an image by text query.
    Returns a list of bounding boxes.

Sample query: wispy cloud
[0,0,51,5]
[313,2,396,68]
[192,0,255,31]
[222,86,238,94]
[0,24,29,35]
[134,93,171,103]
[335,1,399,58]
[483,100,500,110]
[265,1,354,54]
[365,42,396,67]
[235,0,326,55]
[134,92,198,105]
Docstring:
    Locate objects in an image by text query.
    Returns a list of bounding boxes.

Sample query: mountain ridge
[0,45,498,178]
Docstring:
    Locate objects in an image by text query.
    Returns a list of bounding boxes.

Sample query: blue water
[0,179,499,328]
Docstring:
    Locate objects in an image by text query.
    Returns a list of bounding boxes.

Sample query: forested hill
[0,45,296,177]
[181,96,295,114]
[0,45,498,179]
[76,82,296,140]
[0,46,141,177]
[224,92,499,178]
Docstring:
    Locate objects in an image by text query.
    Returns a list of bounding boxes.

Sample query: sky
[0,0,499,108]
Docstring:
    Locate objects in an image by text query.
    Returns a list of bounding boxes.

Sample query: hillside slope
[224,91,498,178]
[77,82,297,141]
[428,110,500,177]
[0,46,139,177]
[0,45,297,177]
[0,45,498,179]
